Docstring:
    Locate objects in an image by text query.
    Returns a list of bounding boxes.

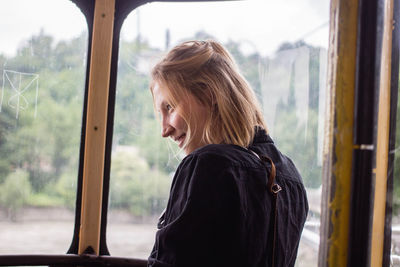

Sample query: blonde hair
[150,40,267,149]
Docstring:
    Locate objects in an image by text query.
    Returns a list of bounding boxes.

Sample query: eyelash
[166,104,173,111]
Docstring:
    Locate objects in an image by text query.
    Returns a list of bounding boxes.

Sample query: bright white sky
[0,0,330,57]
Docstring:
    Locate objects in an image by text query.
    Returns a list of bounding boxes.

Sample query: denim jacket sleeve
[148,153,243,267]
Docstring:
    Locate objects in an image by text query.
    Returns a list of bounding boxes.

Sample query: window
[391,82,400,265]
[109,1,329,264]
[0,0,87,254]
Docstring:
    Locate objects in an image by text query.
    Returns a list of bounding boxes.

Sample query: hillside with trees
[0,30,378,221]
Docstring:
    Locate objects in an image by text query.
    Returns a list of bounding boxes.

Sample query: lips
[174,134,186,147]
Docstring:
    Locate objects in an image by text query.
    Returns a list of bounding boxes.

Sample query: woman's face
[153,82,209,154]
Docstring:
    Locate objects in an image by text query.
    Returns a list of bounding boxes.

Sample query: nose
[161,116,173,138]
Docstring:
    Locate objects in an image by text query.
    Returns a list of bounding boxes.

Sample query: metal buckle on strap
[271,184,282,194]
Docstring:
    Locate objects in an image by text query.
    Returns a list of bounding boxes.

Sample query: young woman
[148,40,308,267]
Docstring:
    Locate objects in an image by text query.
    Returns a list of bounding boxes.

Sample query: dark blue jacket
[148,129,308,267]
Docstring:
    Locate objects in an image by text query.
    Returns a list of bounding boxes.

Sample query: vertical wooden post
[78,0,115,255]
[371,0,394,265]
[319,0,359,266]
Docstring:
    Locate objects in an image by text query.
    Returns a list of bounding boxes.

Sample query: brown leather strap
[271,194,278,267]
[249,151,281,267]
[259,155,279,194]
[259,155,281,267]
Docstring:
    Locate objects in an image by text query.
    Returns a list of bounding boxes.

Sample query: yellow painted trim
[371,0,394,265]
[78,0,115,255]
[320,0,358,266]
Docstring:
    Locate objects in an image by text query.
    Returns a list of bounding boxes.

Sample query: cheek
[193,106,209,128]
[170,113,187,131]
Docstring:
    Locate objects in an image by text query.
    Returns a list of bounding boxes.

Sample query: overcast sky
[0,0,330,57]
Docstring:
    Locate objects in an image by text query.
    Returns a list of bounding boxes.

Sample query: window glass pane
[110,0,329,264]
[392,82,400,264]
[0,0,87,254]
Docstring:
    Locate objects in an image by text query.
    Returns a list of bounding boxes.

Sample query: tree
[393,90,400,214]
[0,169,31,221]
[0,105,17,182]
[110,148,171,218]
[0,30,86,197]
[268,45,323,188]
[0,29,327,215]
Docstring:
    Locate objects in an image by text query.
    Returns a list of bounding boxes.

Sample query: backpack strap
[248,149,282,267]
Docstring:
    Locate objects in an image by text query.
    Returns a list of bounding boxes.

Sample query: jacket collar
[252,127,274,144]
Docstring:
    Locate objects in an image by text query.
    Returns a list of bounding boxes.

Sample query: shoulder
[175,145,237,181]
[181,144,262,169]
[168,145,246,208]
[172,144,261,193]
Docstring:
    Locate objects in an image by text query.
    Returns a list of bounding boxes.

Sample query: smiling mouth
[175,134,186,147]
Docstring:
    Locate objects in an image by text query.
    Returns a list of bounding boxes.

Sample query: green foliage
[25,170,77,209]
[0,106,17,182]
[393,90,400,214]
[137,119,181,173]
[274,102,321,188]
[114,40,157,145]
[110,148,171,217]
[114,39,181,173]
[0,169,31,221]
[27,192,64,208]
[268,48,323,188]
[54,171,78,209]
[0,30,85,196]
[0,29,332,219]
[225,40,262,101]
